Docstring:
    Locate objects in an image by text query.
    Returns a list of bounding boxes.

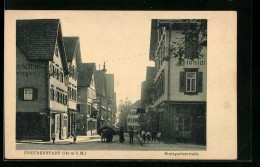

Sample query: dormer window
[55,45,59,58]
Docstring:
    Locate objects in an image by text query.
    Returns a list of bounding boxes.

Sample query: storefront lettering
[185,59,206,66]
[17,63,44,77]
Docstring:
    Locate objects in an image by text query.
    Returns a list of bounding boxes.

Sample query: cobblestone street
[16,134,206,151]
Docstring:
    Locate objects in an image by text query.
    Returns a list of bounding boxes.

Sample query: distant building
[77,63,98,136]
[127,100,141,132]
[63,37,82,137]
[94,63,109,129]
[16,19,69,140]
[106,74,117,126]
[140,67,155,131]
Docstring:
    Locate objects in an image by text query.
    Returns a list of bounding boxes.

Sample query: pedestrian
[73,131,77,144]
[141,130,146,144]
[151,131,156,143]
[129,128,134,144]
[156,131,161,144]
[52,132,55,144]
[119,127,125,143]
[146,130,151,144]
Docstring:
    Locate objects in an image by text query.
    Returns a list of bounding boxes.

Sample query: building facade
[63,37,82,137]
[127,100,141,132]
[148,19,207,144]
[106,74,117,126]
[16,19,69,141]
[77,63,98,136]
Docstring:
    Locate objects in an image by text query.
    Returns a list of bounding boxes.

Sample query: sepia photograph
[5,11,236,159]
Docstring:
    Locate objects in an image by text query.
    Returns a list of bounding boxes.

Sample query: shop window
[18,88,37,101]
[177,114,192,132]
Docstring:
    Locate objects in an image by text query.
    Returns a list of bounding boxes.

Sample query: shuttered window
[179,69,203,95]
[18,88,38,100]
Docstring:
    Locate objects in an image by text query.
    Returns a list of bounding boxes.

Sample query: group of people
[140,130,161,144]
[118,127,135,144]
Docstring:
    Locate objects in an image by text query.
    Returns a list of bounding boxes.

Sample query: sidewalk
[16,135,101,144]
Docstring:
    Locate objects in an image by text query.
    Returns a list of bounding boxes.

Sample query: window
[180,69,203,95]
[50,88,55,101]
[56,69,60,80]
[186,72,196,92]
[60,72,64,83]
[24,88,33,100]
[56,91,59,102]
[18,88,37,101]
[55,46,59,57]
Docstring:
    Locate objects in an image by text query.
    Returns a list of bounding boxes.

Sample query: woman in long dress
[119,127,125,143]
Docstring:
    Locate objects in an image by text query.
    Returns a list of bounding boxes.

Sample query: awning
[68,108,78,113]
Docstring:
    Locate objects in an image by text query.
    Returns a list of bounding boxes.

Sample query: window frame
[186,72,196,93]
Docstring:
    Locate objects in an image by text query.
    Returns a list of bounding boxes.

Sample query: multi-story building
[77,63,98,136]
[127,100,141,132]
[16,19,69,141]
[94,63,109,130]
[63,37,82,137]
[148,19,207,144]
[140,67,156,131]
[106,74,117,126]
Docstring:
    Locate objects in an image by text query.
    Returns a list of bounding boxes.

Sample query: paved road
[16,134,206,151]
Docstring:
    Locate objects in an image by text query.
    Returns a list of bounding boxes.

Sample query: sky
[13,11,157,105]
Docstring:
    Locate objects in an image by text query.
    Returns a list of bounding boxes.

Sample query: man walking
[129,128,134,144]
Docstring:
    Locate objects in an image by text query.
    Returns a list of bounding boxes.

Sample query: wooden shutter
[197,72,203,92]
[33,88,38,100]
[18,88,24,100]
[180,72,185,92]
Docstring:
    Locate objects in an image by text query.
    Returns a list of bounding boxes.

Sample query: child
[73,131,77,144]
[146,131,151,144]
[156,131,161,144]
[52,132,55,144]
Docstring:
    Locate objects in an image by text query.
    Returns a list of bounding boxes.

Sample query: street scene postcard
[4,11,237,160]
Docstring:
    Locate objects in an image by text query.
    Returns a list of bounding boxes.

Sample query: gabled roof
[63,37,79,62]
[78,63,96,87]
[16,19,68,73]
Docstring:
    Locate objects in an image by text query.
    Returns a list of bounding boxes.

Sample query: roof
[78,63,96,87]
[63,37,79,62]
[16,19,68,73]
[132,100,141,108]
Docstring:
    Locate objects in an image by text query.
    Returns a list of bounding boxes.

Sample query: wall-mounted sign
[185,59,206,66]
